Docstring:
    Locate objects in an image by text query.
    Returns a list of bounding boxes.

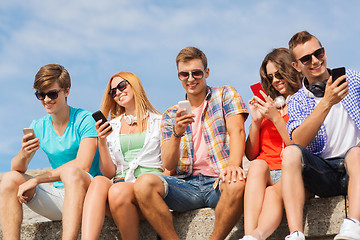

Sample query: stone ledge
[0,195,346,240]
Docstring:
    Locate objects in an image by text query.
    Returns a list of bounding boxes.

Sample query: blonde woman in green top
[81,71,163,240]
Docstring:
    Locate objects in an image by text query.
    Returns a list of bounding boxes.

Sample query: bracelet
[172,127,184,138]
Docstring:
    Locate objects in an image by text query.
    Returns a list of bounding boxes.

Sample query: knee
[0,171,25,194]
[60,165,89,188]
[345,147,360,170]
[88,176,111,193]
[108,184,134,209]
[222,179,245,199]
[247,160,269,178]
[134,174,162,199]
[282,145,303,169]
[265,185,282,200]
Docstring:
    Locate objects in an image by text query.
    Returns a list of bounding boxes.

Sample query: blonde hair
[100,71,160,132]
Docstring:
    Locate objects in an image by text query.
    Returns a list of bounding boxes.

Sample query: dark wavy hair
[260,48,302,99]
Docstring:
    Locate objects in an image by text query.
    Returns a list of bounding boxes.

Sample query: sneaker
[239,236,258,240]
[334,218,360,240]
[285,231,305,240]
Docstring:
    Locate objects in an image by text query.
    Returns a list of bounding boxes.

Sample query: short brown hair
[33,64,71,91]
[288,31,322,51]
[260,48,302,99]
[176,46,207,69]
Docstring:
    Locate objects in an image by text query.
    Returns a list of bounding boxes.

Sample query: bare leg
[81,176,112,240]
[134,174,180,240]
[243,160,271,235]
[108,182,141,240]
[0,171,34,240]
[253,181,283,240]
[282,145,305,233]
[210,179,246,240]
[60,166,91,240]
[345,147,360,221]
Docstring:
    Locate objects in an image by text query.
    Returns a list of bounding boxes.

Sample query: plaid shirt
[287,68,360,155]
[161,85,248,178]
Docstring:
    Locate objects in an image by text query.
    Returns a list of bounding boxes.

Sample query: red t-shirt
[256,114,289,170]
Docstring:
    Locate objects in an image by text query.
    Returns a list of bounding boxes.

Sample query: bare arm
[219,113,247,183]
[11,133,40,172]
[95,120,116,178]
[292,76,348,147]
[31,137,98,184]
[161,109,194,170]
[245,98,264,160]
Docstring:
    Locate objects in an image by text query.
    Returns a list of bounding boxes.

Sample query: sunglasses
[298,47,325,65]
[109,80,128,98]
[35,89,62,100]
[178,70,205,81]
[268,71,284,82]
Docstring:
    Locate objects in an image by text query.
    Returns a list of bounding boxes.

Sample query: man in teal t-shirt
[0,64,100,239]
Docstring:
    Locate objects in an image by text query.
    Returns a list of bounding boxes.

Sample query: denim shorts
[293,145,351,198]
[270,170,282,184]
[154,174,221,212]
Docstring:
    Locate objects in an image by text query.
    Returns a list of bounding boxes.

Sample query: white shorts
[26,183,65,221]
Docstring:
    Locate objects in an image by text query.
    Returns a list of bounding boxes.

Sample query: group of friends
[0,30,359,240]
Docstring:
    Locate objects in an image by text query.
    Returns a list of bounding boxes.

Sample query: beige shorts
[26,183,65,221]
[25,172,93,221]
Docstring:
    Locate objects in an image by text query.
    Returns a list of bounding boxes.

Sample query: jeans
[155,173,221,212]
[293,144,350,197]
[270,170,282,184]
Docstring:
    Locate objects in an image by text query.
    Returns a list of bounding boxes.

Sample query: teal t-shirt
[30,106,101,187]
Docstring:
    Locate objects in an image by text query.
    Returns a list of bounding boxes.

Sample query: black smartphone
[332,67,346,86]
[92,111,112,132]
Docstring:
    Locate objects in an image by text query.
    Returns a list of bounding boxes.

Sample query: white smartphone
[178,100,191,116]
[22,128,37,164]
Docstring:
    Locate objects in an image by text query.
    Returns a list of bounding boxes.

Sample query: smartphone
[178,100,191,116]
[332,67,346,86]
[92,110,112,129]
[250,82,265,101]
[22,128,36,163]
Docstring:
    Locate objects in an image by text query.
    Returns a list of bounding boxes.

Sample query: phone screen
[250,82,265,101]
[331,67,346,85]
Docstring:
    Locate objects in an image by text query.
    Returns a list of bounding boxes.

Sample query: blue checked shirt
[161,86,248,178]
[287,68,360,155]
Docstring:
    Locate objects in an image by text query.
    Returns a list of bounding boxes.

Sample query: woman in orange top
[241,48,302,240]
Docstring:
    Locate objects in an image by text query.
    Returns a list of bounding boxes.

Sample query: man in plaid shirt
[282,31,360,240]
[135,46,248,240]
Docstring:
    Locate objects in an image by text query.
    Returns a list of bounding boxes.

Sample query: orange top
[256,114,289,171]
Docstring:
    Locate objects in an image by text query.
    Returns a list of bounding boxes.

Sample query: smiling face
[39,82,69,115]
[111,76,135,109]
[266,61,291,98]
[291,37,329,84]
[177,58,209,99]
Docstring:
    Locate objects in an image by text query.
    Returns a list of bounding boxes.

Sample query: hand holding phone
[250,82,266,102]
[22,128,37,164]
[331,67,346,86]
[92,110,112,133]
[178,100,192,116]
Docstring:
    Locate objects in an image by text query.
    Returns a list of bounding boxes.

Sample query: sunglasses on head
[268,71,284,82]
[178,70,205,81]
[109,80,128,98]
[35,89,62,100]
[298,47,325,65]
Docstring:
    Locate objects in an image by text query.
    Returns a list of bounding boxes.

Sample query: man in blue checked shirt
[134,46,248,240]
[281,31,360,240]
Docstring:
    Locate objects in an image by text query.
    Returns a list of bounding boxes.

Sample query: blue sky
[1,0,360,172]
